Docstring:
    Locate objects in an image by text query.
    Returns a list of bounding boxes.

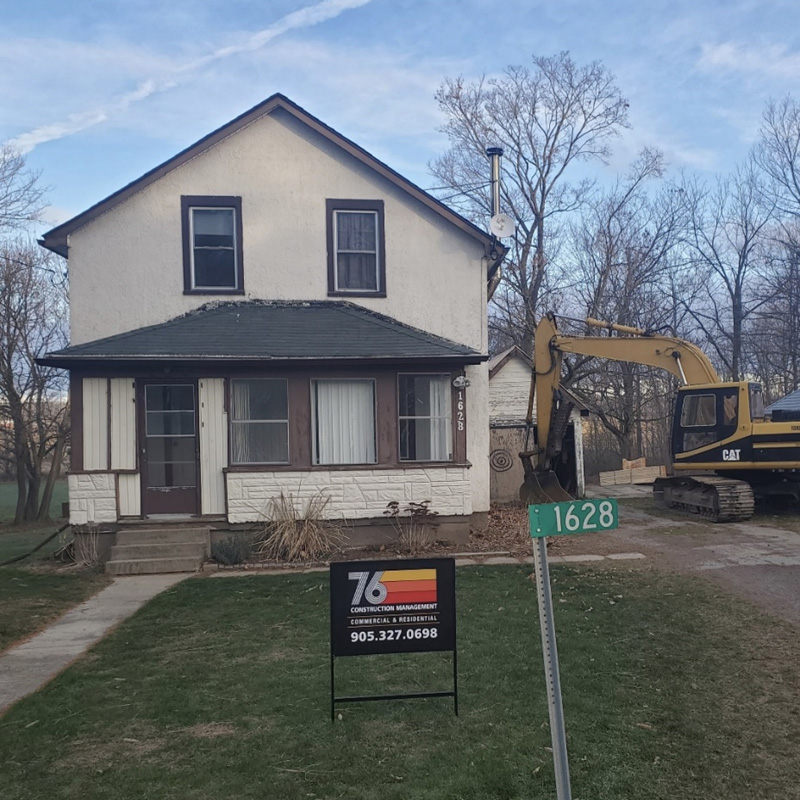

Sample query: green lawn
[0,479,70,563]
[1,565,797,799]
[0,478,69,523]
[0,567,111,653]
[0,479,110,652]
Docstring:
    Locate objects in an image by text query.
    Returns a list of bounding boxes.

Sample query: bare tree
[0,145,46,232]
[431,52,630,353]
[0,241,68,523]
[684,162,777,381]
[555,153,691,463]
[749,231,800,401]
[754,96,800,216]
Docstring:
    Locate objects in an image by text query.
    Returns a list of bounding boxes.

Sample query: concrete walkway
[0,573,188,715]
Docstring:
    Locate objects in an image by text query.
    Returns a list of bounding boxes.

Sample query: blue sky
[2,0,799,230]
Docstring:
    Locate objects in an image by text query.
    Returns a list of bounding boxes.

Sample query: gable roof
[39,93,494,259]
[38,300,486,369]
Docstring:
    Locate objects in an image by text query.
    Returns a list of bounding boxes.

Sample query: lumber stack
[599,461,667,486]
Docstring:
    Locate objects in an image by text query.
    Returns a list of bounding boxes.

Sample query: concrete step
[109,542,206,560]
[106,556,203,576]
[115,528,210,547]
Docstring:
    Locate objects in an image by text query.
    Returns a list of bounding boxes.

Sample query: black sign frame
[329,557,457,719]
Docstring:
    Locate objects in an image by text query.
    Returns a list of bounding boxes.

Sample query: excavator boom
[520,313,760,522]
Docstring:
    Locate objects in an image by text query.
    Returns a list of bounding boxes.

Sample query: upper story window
[326,199,386,297]
[181,196,244,294]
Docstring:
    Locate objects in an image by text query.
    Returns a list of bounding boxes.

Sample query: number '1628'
[554,500,616,532]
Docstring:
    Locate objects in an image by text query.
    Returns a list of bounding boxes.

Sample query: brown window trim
[224,461,472,474]
[181,195,244,295]
[311,377,378,466]
[326,199,386,297]
[228,377,291,466]
[397,372,459,464]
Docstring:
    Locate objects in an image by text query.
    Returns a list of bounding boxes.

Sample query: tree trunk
[38,432,65,521]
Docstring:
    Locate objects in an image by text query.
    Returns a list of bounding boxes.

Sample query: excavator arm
[520,313,721,504]
[532,313,720,472]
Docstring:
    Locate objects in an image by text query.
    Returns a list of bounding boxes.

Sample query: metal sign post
[531,534,572,800]
[528,498,619,800]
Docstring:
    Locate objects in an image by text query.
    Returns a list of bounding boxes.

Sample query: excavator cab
[671,382,758,468]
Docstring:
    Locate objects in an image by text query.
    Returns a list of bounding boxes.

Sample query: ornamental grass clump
[257,490,344,563]
[383,500,439,554]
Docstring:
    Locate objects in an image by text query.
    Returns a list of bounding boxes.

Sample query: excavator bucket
[518,453,574,505]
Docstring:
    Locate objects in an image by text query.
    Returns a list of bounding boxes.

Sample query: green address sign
[529,499,619,538]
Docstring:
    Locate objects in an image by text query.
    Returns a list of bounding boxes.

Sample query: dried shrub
[73,526,101,567]
[211,532,254,565]
[383,500,439,554]
[257,490,344,563]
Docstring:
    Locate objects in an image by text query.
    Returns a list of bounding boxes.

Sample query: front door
[140,382,199,515]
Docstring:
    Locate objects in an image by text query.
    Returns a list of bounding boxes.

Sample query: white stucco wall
[227,466,472,524]
[66,108,486,353]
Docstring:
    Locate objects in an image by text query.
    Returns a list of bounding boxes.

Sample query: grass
[1,565,797,800]
[0,479,111,652]
[0,566,111,653]
[0,478,69,523]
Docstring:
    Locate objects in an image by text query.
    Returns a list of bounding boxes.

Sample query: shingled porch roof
[38,301,486,369]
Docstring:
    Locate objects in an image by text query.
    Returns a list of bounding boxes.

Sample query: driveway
[566,486,800,627]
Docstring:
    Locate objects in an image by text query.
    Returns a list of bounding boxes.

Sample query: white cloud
[3,0,375,154]
[698,41,800,80]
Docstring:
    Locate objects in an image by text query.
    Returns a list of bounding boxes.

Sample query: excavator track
[653,475,755,522]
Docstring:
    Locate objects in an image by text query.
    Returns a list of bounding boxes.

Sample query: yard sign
[329,557,457,719]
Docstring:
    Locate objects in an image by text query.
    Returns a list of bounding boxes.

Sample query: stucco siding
[67,109,486,353]
[109,378,136,470]
[83,378,109,470]
[199,378,227,515]
[227,466,472,524]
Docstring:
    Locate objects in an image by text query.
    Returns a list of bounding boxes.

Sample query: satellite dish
[489,213,515,238]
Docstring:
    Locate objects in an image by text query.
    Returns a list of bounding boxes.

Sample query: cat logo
[722,449,741,461]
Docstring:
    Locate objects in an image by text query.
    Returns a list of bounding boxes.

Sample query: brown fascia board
[36,353,489,371]
[39,93,494,260]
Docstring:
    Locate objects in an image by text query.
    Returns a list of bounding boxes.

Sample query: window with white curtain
[334,210,379,291]
[312,379,376,465]
[230,379,289,464]
[398,374,452,461]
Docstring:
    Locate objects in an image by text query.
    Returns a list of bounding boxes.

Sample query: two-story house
[39,94,497,565]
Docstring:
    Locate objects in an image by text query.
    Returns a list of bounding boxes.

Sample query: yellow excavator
[520,313,800,522]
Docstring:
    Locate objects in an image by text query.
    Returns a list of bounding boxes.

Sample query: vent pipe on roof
[486,146,503,218]
[486,147,507,301]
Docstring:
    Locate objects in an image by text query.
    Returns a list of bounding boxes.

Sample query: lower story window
[230,379,289,463]
[313,379,376,465]
[399,374,452,461]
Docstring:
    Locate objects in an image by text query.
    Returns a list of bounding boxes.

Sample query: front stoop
[105,527,210,575]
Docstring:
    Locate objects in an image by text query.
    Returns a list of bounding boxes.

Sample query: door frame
[137,379,201,516]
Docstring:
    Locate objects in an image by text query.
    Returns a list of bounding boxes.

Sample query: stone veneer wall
[68,473,117,525]
[227,467,472,523]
